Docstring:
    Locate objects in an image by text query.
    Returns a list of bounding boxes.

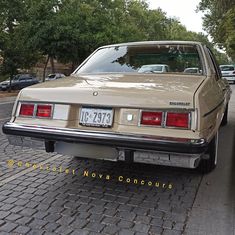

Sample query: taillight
[166,112,189,129]
[141,111,163,126]
[36,105,52,118]
[19,104,35,117]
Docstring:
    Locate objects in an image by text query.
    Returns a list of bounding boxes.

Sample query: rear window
[76,44,203,75]
[220,65,235,71]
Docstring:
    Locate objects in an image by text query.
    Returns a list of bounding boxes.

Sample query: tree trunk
[50,57,55,73]
[71,62,77,73]
[43,55,50,82]
[8,72,14,93]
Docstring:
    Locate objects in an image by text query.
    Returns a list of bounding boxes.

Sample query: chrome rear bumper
[2,122,208,154]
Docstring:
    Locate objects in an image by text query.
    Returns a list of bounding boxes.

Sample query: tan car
[3,41,232,173]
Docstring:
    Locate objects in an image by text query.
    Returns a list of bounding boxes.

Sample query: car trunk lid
[19,73,205,109]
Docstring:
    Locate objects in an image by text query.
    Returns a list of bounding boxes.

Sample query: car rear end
[3,90,206,169]
[2,41,213,170]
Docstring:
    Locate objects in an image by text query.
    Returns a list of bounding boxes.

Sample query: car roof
[220,64,234,67]
[141,64,168,66]
[15,74,34,77]
[48,73,64,75]
[99,41,204,49]
[184,67,199,69]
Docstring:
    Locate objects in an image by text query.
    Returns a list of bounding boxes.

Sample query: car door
[25,77,33,87]
[23,75,36,87]
[18,77,28,89]
[206,47,231,104]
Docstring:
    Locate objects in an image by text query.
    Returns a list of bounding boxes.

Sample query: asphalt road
[0,86,234,235]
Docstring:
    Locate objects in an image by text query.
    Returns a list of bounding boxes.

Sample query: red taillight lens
[141,111,163,126]
[19,104,35,117]
[166,112,189,129]
[36,105,52,118]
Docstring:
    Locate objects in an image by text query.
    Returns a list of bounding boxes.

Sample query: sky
[148,0,205,33]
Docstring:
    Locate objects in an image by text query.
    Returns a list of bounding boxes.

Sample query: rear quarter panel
[194,47,230,142]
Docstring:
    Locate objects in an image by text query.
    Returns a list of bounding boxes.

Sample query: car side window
[206,47,222,81]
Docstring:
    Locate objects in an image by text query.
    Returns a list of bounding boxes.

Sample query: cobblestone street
[0,86,234,235]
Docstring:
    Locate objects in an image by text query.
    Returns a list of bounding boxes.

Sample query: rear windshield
[75,44,203,75]
[220,65,235,71]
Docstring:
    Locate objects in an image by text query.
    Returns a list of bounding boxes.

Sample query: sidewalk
[185,87,235,235]
[0,91,19,98]
[0,92,18,103]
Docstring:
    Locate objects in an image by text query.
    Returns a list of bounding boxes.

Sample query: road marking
[0,101,15,105]
[0,154,61,187]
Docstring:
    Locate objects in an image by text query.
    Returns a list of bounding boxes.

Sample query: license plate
[80,107,113,127]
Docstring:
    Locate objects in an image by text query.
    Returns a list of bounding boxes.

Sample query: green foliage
[0,0,39,76]
[18,0,172,65]
[0,0,229,75]
[199,0,235,61]
[0,74,9,82]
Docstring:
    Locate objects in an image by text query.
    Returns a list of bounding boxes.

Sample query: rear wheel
[221,104,228,126]
[198,132,218,174]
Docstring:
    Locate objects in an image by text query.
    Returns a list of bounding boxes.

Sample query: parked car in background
[2,41,231,173]
[0,74,39,91]
[45,73,66,81]
[184,67,201,74]
[138,64,169,73]
[219,64,235,84]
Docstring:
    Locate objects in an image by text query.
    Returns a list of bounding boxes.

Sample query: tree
[198,0,235,61]
[19,0,64,80]
[19,0,170,76]
[0,0,228,81]
[0,0,39,89]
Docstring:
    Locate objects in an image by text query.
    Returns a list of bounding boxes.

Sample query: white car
[45,73,66,81]
[138,64,169,73]
[219,65,235,84]
[184,67,201,74]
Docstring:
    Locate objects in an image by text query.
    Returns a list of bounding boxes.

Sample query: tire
[198,132,218,174]
[221,104,228,126]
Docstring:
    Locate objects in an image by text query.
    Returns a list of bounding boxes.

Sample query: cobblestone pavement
[0,86,234,235]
